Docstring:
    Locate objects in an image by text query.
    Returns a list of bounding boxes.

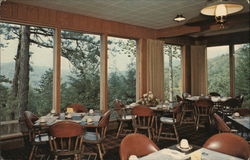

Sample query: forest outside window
[207,46,230,96]
[0,22,54,121]
[108,37,136,109]
[234,43,250,107]
[60,30,101,111]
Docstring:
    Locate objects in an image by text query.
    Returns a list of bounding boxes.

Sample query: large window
[234,43,250,107]
[108,37,136,108]
[60,30,100,111]
[163,44,182,101]
[207,46,230,96]
[0,22,54,121]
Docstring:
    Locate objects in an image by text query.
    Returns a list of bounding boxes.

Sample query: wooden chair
[180,99,196,125]
[82,110,111,160]
[131,105,154,140]
[120,133,159,160]
[195,98,214,130]
[208,92,221,97]
[23,111,49,160]
[203,133,250,159]
[48,121,84,160]
[65,104,88,113]
[221,98,240,118]
[213,113,237,133]
[157,102,182,142]
[114,99,133,138]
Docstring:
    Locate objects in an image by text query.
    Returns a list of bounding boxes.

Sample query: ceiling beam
[155,25,201,39]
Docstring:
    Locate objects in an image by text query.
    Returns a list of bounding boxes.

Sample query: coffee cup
[180,139,189,149]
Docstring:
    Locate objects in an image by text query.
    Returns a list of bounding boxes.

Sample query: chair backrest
[65,104,88,113]
[195,99,214,115]
[23,111,38,129]
[49,121,84,155]
[172,102,183,122]
[223,98,240,109]
[120,133,159,160]
[132,105,154,128]
[203,133,250,159]
[209,92,221,97]
[235,95,244,107]
[114,99,126,119]
[176,95,183,103]
[23,111,39,142]
[97,110,111,138]
[213,113,230,132]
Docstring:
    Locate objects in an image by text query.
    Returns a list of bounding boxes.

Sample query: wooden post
[100,34,108,112]
[53,28,61,113]
[229,44,235,97]
[181,45,191,94]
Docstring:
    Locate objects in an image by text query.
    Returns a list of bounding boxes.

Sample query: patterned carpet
[1,123,216,160]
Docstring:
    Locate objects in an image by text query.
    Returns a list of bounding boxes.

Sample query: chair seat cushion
[83,132,102,143]
[160,117,175,123]
[121,115,133,120]
[34,133,49,143]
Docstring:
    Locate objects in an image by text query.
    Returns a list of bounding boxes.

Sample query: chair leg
[116,121,123,138]
[180,112,185,125]
[134,128,138,134]
[97,144,103,160]
[196,116,200,131]
[101,143,106,154]
[148,128,152,140]
[157,123,163,142]
[29,145,36,160]
[173,125,179,143]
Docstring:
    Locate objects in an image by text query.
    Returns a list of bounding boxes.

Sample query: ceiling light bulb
[215,4,227,17]
[174,14,186,22]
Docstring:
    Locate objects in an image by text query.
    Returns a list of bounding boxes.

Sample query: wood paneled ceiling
[6,0,250,38]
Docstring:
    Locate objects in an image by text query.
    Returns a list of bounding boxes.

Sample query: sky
[0,35,245,75]
[0,36,135,73]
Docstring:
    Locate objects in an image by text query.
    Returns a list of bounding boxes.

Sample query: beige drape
[190,45,208,96]
[146,39,164,100]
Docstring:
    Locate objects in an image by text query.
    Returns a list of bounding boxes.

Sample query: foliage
[235,44,250,107]
[164,44,182,101]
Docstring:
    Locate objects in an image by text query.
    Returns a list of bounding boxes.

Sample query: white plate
[176,144,193,152]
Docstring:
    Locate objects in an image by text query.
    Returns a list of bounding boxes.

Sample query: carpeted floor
[1,123,217,160]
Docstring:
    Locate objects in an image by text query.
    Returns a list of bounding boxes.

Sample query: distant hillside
[1,62,70,87]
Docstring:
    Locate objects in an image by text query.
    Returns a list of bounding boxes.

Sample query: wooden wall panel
[0,2,155,39]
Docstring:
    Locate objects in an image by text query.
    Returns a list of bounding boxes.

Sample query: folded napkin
[129,155,139,160]
[161,148,189,160]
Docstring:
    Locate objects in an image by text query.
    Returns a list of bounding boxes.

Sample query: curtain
[190,45,208,96]
[146,39,164,100]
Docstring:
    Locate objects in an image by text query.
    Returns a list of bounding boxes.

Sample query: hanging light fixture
[174,14,186,22]
[201,0,244,27]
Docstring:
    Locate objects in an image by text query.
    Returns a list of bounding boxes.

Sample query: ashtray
[176,144,193,152]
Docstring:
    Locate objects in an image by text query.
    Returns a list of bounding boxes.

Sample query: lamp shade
[174,14,186,22]
[201,0,243,16]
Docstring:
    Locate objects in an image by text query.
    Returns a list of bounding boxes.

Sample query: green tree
[235,44,250,107]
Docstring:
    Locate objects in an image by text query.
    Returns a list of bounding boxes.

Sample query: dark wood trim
[229,45,235,97]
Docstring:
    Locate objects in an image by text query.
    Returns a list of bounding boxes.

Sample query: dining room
[0,0,250,160]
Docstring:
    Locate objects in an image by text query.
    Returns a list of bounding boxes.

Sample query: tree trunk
[12,37,21,97]
[169,46,174,101]
[18,25,30,117]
